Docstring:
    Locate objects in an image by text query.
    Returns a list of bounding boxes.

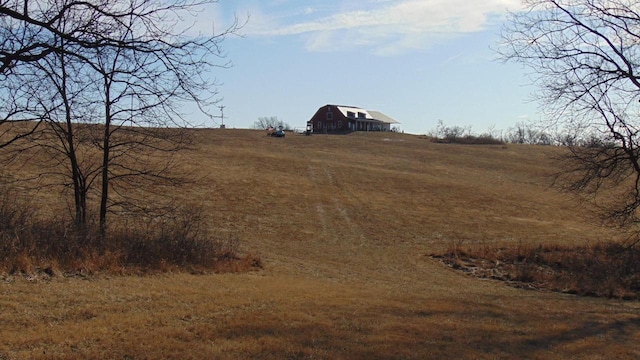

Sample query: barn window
[338,121,343,128]
[347,111,355,118]
[326,112,333,120]
[317,121,322,129]
[358,112,366,118]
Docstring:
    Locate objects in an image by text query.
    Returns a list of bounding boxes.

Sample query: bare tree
[505,122,553,145]
[0,0,241,232]
[253,116,291,130]
[500,0,640,239]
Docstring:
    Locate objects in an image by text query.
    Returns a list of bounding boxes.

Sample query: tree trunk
[59,40,87,227]
[99,82,111,234]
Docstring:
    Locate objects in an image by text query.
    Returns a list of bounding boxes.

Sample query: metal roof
[368,110,400,124]
[332,105,400,124]
[335,106,373,119]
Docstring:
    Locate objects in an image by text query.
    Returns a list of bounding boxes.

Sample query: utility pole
[218,105,225,129]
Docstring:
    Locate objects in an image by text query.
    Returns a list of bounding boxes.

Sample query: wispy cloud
[303,7,317,15]
[246,0,523,55]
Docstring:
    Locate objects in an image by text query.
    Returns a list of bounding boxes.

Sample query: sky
[190,0,537,135]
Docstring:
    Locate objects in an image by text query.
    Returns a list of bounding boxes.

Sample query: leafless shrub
[435,242,640,299]
[0,189,257,276]
[429,120,506,145]
[113,205,241,269]
[253,116,291,131]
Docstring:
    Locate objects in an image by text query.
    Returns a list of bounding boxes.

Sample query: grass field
[2,129,639,359]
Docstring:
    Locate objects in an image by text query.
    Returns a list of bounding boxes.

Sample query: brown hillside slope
[1,129,639,359]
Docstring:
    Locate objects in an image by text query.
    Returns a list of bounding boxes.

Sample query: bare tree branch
[500,0,640,239]
[0,0,242,232]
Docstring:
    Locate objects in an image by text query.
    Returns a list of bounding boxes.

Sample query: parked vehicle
[270,125,285,138]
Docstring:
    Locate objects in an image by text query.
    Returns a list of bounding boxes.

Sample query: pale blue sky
[193,0,537,135]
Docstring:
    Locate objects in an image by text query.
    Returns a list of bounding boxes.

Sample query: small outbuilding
[307,104,399,134]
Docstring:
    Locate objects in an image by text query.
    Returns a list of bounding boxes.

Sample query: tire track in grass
[307,162,366,245]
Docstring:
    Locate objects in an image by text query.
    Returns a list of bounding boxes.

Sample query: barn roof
[368,110,400,124]
[335,106,373,119]
[332,105,400,124]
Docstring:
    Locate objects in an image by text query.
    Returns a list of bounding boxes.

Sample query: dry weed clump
[434,241,640,300]
[111,207,261,273]
[0,189,259,277]
[430,134,506,146]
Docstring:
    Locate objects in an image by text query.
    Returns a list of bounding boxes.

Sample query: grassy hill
[2,129,639,359]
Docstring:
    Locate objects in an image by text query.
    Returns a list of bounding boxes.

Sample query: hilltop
[2,129,639,359]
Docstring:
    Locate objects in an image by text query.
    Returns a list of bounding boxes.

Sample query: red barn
[307,105,399,134]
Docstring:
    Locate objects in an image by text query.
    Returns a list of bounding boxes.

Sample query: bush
[431,134,506,145]
[429,120,505,145]
[113,206,242,269]
[0,188,260,277]
[434,242,640,299]
[253,116,291,131]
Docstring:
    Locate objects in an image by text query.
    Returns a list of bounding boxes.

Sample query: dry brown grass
[1,129,640,359]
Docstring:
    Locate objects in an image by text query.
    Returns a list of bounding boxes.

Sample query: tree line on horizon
[429,119,613,147]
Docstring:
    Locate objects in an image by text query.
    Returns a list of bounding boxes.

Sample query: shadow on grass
[191,300,640,359]
[1,290,638,359]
